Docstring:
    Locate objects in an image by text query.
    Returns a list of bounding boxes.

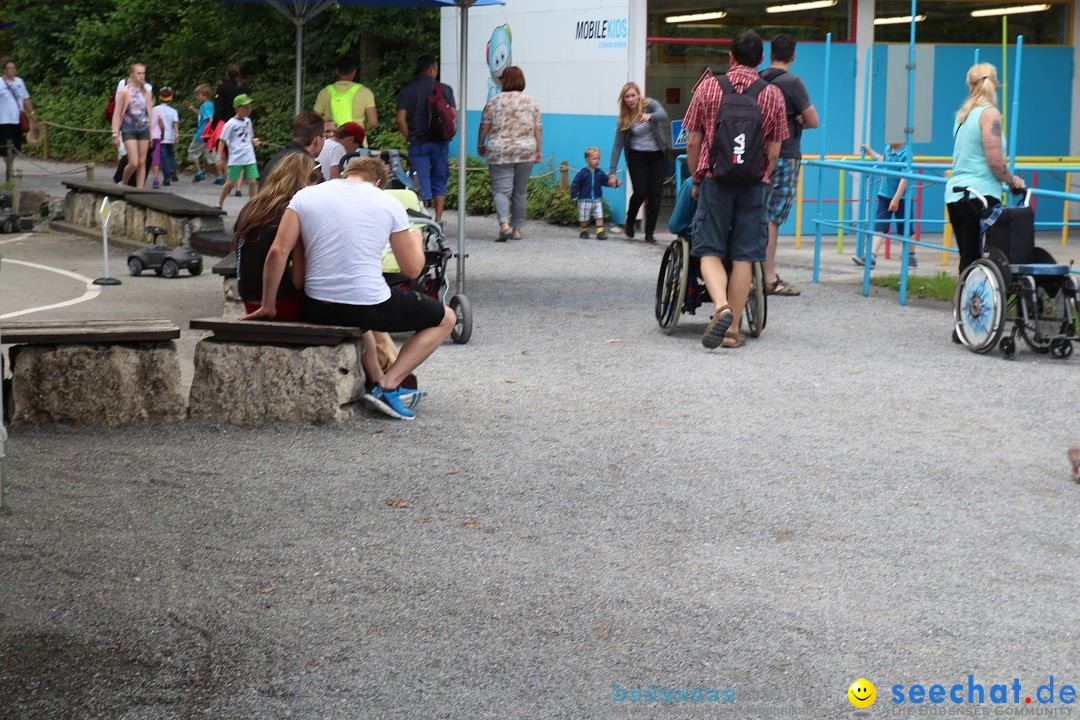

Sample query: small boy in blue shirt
[855,142,916,269]
[570,147,618,240]
[183,84,218,183]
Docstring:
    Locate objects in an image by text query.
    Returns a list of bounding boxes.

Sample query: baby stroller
[952,186,1079,359]
[338,149,472,344]
[339,148,420,194]
[383,188,472,344]
[655,178,767,337]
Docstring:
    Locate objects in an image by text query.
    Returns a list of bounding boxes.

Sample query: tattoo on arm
[991,120,1002,137]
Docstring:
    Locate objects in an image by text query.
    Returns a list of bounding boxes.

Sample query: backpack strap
[717,74,735,96]
[744,79,767,100]
[759,67,787,83]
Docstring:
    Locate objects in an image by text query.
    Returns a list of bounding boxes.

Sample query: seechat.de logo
[848,678,877,709]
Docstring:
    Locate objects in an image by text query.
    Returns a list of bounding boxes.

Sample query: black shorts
[305,287,446,333]
[0,124,22,155]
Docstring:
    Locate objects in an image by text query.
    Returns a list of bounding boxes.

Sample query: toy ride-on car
[127,225,204,278]
[0,206,18,234]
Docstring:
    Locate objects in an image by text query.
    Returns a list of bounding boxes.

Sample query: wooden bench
[187,318,372,425]
[189,318,364,345]
[58,180,225,248]
[2,319,185,427]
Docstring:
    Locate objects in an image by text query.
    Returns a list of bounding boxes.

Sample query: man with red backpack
[396,55,457,223]
[683,30,788,350]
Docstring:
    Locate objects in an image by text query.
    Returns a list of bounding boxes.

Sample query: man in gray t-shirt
[760,34,819,297]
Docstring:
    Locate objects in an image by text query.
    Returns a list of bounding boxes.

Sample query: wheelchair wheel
[744,261,767,338]
[656,238,689,334]
[1019,283,1060,354]
[450,294,472,345]
[954,258,1006,353]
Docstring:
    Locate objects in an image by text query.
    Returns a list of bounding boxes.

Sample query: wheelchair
[952,186,1079,359]
[655,179,767,338]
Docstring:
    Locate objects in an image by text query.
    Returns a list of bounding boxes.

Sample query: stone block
[188,339,366,425]
[17,190,49,217]
[9,342,185,427]
[222,278,244,318]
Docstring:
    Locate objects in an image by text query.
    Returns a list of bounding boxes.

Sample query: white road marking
[0,258,101,319]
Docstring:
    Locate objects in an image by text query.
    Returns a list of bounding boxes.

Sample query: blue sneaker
[908,253,918,268]
[368,385,415,420]
[852,253,876,269]
[213,176,226,186]
[399,387,428,410]
[193,171,206,183]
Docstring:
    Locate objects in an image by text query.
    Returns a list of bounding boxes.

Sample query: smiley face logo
[848,678,876,709]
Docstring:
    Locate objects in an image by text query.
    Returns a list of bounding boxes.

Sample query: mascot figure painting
[487,24,512,101]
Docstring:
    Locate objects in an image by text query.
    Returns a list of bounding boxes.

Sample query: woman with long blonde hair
[608,81,669,243]
[111,62,154,188]
[945,63,1026,280]
[233,152,321,321]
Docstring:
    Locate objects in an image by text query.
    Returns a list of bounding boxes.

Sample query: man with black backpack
[683,30,788,350]
[396,55,457,223]
[759,34,819,298]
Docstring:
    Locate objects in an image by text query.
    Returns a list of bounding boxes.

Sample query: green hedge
[445,157,609,226]
[4,0,437,163]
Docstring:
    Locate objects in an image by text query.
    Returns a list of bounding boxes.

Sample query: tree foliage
[2,0,439,161]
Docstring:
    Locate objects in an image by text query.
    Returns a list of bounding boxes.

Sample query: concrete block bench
[188,318,369,426]
[58,181,225,247]
[2,319,184,427]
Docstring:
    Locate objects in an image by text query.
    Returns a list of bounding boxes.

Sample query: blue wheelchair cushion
[1008,263,1070,276]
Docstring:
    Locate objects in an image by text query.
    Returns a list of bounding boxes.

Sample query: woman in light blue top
[945,63,1026,275]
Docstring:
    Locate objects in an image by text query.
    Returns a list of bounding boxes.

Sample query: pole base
[93,278,122,286]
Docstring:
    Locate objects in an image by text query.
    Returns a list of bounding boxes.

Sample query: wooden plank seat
[60,180,156,198]
[190,318,365,345]
[190,230,231,257]
[126,193,225,218]
[2,318,180,345]
[212,251,237,277]
[2,318,184,426]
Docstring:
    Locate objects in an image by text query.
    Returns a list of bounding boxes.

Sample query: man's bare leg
[726,260,752,331]
[434,195,445,222]
[765,221,780,286]
[379,306,455,389]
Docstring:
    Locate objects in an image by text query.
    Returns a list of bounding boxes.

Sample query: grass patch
[869,271,956,302]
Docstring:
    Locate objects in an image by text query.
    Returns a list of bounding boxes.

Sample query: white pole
[94,196,120,286]
[0,253,7,511]
[456,2,470,294]
[295,21,304,117]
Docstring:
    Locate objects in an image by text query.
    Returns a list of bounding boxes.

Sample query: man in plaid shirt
[684,30,789,349]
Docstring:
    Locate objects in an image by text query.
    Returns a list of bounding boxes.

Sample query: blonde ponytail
[956,63,998,126]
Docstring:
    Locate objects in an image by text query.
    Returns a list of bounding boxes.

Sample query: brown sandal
[702,305,733,349]
[767,275,801,296]
[722,329,746,349]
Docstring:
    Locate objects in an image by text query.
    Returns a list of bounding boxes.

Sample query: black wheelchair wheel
[1019,283,1059,354]
[744,261,767,338]
[655,238,689,334]
[954,258,1006,354]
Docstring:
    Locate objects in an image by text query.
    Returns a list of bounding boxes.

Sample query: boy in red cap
[316,121,365,181]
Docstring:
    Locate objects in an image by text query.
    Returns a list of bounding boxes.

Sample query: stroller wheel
[450,294,472,345]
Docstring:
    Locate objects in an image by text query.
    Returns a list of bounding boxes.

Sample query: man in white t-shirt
[315,121,365,181]
[241,156,455,420]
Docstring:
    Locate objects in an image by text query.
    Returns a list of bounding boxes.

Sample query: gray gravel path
[2,161,1079,719]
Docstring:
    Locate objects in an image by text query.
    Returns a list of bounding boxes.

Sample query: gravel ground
[2,163,1080,719]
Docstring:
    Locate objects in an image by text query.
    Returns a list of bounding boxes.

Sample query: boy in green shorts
[214,93,261,208]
